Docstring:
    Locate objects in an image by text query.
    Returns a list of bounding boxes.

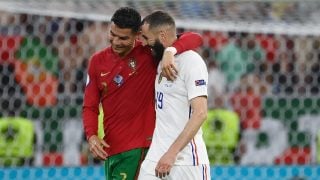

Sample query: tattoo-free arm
[155,96,208,178]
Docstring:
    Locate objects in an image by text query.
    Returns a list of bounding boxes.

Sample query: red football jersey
[83,42,156,156]
[83,32,203,156]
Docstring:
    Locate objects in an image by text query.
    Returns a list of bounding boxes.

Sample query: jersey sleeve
[82,54,100,140]
[181,52,208,100]
[172,32,203,54]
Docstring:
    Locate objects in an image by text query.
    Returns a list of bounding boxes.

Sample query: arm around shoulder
[173,32,203,54]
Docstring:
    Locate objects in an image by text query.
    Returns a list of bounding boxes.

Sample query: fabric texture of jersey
[83,41,156,156]
[146,50,210,165]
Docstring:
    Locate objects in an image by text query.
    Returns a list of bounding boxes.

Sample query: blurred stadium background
[0,0,320,179]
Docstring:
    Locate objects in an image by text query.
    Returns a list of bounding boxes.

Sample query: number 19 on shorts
[156,91,163,109]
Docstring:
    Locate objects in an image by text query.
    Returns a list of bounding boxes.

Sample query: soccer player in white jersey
[138,11,211,180]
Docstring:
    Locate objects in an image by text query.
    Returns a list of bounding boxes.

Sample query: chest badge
[128,58,137,76]
[113,74,124,86]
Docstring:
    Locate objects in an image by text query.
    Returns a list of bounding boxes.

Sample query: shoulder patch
[195,79,206,86]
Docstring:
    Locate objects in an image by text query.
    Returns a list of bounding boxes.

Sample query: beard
[150,39,165,62]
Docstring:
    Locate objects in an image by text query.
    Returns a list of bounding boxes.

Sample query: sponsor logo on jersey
[195,79,206,86]
[100,72,110,77]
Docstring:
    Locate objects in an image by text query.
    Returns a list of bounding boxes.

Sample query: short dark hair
[142,10,175,30]
[111,7,141,33]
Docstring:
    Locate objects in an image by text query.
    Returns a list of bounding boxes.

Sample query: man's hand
[161,49,178,81]
[88,135,109,160]
[155,151,176,179]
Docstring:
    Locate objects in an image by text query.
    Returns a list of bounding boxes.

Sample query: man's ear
[159,30,166,43]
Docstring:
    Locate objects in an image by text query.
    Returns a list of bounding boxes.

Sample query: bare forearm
[167,103,207,156]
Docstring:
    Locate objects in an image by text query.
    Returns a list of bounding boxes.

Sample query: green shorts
[104,148,148,180]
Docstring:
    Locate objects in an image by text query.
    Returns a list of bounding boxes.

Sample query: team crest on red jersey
[128,58,137,76]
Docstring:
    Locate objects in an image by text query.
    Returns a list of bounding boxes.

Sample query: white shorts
[138,159,211,180]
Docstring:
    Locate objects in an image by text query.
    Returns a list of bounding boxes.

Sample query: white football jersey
[145,50,210,166]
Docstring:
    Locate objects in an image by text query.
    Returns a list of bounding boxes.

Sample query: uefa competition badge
[128,58,137,76]
[113,74,124,86]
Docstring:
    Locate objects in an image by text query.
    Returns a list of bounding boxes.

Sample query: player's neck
[118,40,136,58]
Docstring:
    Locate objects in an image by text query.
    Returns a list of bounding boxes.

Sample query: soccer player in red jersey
[82,7,203,179]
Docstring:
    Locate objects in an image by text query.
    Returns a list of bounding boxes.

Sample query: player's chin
[112,47,126,54]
